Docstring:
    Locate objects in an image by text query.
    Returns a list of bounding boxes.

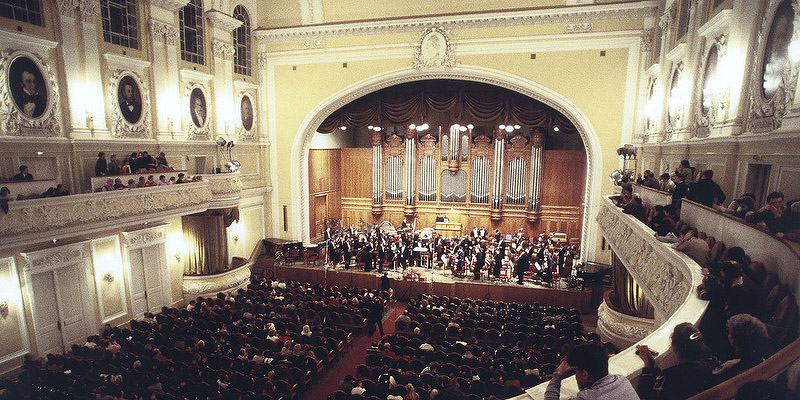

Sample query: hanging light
[513,125,521,129]
[466,124,474,129]
[340,126,347,130]
[553,126,560,132]
[409,124,416,129]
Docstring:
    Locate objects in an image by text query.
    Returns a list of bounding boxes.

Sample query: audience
[94,152,108,176]
[713,314,770,384]
[747,191,800,241]
[673,226,710,268]
[12,165,33,181]
[545,342,639,400]
[687,170,726,209]
[637,323,715,400]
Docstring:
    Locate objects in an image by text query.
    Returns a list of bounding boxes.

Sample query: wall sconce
[0,300,8,318]
[86,110,94,132]
[167,116,174,133]
[167,232,185,262]
[103,272,114,283]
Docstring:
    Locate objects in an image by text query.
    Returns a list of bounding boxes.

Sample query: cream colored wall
[0,257,27,374]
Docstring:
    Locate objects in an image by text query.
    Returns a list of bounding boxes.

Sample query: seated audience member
[95,152,108,176]
[141,151,157,170]
[54,184,70,197]
[145,175,156,187]
[126,178,136,189]
[673,226,710,268]
[688,170,726,209]
[623,195,648,223]
[719,261,757,318]
[108,154,121,175]
[637,323,715,400]
[1,186,9,214]
[649,205,677,237]
[169,176,177,184]
[640,170,660,190]
[726,193,756,219]
[612,184,633,208]
[136,176,147,188]
[12,165,33,181]
[157,175,169,186]
[735,380,794,400]
[545,342,639,400]
[98,178,114,192]
[671,173,689,208]
[176,173,186,184]
[659,173,675,192]
[112,178,125,190]
[714,314,769,383]
[127,152,140,173]
[156,152,168,167]
[351,380,367,396]
[747,191,800,241]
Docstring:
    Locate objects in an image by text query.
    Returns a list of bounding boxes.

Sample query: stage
[267,264,593,313]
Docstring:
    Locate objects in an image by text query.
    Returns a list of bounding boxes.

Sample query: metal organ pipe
[529,146,542,211]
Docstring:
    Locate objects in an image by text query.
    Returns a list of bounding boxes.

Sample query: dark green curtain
[317,79,577,133]
[182,214,229,275]
[610,251,655,318]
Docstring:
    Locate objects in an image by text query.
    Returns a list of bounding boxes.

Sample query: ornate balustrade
[632,183,672,207]
[0,182,212,250]
[521,197,707,399]
[201,172,243,209]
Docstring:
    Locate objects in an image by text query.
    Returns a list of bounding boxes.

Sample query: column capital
[150,0,190,12]
[212,40,235,61]
[257,52,269,70]
[56,0,79,18]
[493,127,506,141]
[150,19,180,45]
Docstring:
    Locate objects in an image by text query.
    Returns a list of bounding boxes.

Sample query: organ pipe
[528,130,545,217]
[491,128,505,210]
[404,128,416,208]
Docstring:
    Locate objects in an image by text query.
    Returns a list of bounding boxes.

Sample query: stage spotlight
[225,160,241,172]
[215,137,227,147]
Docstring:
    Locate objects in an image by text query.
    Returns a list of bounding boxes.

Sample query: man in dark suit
[16,70,46,118]
[12,165,33,181]
[473,245,485,280]
[515,247,531,284]
[119,82,142,123]
[95,152,108,176]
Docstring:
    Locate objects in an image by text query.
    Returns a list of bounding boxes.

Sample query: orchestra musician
[473,245,486,280]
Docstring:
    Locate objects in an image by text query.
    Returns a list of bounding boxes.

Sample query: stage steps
[251,255,275,277]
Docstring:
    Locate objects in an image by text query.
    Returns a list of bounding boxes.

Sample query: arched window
[179,0,205,64]
[232,5,252,76]
[0,0,43,25]
[101,0,139,49]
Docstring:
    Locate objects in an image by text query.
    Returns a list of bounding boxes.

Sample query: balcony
[0,172,243,250]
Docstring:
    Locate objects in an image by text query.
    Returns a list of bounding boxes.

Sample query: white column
[206,10,243,140]
[149,1,187,140]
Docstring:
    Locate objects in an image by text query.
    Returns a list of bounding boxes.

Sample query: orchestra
[317,221,580,286]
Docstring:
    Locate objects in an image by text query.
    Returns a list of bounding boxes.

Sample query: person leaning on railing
[746,192,800,242]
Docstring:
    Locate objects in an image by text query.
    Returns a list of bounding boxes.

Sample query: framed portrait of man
[240,94,253,131]
[117,75,142,124]
[8,55,48,119]
[190,87,207,128]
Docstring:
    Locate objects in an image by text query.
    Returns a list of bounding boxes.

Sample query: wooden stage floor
[268,264,593,313]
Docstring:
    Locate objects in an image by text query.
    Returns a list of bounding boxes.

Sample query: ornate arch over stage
[291,66,603,262]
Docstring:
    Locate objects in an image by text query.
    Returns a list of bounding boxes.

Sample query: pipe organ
[506,158,528,205]
[367,125,546,222]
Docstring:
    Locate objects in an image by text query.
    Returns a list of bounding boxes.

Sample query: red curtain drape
[317,80,577,133]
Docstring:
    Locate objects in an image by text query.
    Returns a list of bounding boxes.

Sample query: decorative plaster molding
[179,68,214,83]
[748,0,799,133]
[303,39,326,49]
[121,225,167,249]
[0,50,61,137]
[19,242,89,273]
[257,53,269,70]
[0,31,59,54]
[150,0,190,12]
[0,184,212,250]
[596,199,691,322]
[597,300,654,347]
[150,19,180,45]
[640,28,653,54]
[411,27,457,69]
[206,172,243,195]
[212,40,235,60]
[79,0,99,22]
[206,9,243,32]
[254,1,658,44]
[182,263,251,296]
[696,9,732,40]
[564,23,594,34]
[108,69,152,138]
[57,0,80,18]
[299,0,324,25]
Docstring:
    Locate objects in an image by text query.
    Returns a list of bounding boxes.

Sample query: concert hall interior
[0,0,800,399]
